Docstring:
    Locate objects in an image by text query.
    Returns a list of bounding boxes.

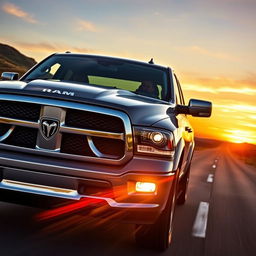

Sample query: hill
[0,43,36,77]
[195,137,256,167]
[194,137,223,150]
[228,142,256,167]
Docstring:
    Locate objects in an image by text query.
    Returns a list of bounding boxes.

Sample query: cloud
[215,103,256,113]
[178,45,238,61]
[13,41,98,55]
[76,19,98,32]
[239,122,256,128]
[249,115,256,120]
[2,3,38,24]
[181,74,256,98]
[16,42,57,52]
[183,83,256,95]
[222,128,255,144]
[218,87,256,94]
[72,46,95,53]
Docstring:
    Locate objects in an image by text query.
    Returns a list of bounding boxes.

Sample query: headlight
[150,132,166,146]
[133,127,174,157]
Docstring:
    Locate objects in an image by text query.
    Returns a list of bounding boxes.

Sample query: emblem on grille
[40,118,60,140]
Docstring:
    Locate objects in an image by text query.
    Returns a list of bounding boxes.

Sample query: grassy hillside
[0,43,36,77]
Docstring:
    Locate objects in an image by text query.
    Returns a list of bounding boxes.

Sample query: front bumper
[0,149,175,224]
[0,178,159,208]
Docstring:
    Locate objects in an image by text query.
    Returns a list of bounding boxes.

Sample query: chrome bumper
[0,179,159,209]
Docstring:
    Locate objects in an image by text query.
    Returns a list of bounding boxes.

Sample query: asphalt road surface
[0,145,255,256]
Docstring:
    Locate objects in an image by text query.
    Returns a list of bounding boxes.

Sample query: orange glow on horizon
[185,77,256,146]
[231,140,244,144]
[220,129,255,145]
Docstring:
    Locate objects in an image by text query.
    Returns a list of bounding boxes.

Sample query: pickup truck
[0,53,211,251]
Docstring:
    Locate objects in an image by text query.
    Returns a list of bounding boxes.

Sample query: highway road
[0,145,255,256]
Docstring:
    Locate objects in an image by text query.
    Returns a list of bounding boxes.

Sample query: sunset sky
[0,0,255,144]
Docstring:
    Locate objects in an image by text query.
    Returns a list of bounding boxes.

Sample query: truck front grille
[66,109,124,133]
[61,133,95,157]
[0,95,133,165]
[0,101,40,121]
[4,126,38,148]
[0,123,11,136]
[92,137,125,157]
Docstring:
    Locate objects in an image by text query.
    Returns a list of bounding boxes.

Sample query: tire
[176,164,191,205]
[135,177,177,251]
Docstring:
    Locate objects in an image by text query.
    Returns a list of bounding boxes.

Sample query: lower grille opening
[78,183,113,198]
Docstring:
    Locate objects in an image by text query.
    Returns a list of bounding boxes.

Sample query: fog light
[135,182,156,193]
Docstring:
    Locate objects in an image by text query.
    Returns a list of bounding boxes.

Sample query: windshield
[23,55,169,101]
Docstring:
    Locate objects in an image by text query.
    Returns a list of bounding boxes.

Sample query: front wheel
[135,180,177,251]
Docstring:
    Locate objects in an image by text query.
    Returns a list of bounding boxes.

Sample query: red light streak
[37,191,114,221]
[37,176,174,221]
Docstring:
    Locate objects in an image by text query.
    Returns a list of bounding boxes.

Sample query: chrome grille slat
[0,94,133,165]
[0,116,39,128]
[87,136,121,158]
[0,116,124,140]
[60,126,124,140]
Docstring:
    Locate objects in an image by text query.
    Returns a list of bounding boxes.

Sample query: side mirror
[188,99,212,117]
[1,72,19,81]
[176,99,212,117]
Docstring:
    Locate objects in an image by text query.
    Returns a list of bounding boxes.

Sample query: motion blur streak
[37,197,104,221]
[37,177,174,221]
[37,191,114,221]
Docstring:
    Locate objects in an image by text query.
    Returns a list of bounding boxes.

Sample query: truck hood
[0,79,174,126]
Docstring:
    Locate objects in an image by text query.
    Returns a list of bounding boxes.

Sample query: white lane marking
[192,202,209,238]
[212,164,216,169]
[207,174,214,183]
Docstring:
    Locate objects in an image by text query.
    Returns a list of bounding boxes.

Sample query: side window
[173,74,182,105]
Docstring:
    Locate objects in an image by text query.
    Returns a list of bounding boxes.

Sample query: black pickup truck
[0,53,211,251]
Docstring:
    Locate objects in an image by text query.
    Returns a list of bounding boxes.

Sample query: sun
[227,136,245,144]
[232,139,244,144]
[223,129,253,144]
